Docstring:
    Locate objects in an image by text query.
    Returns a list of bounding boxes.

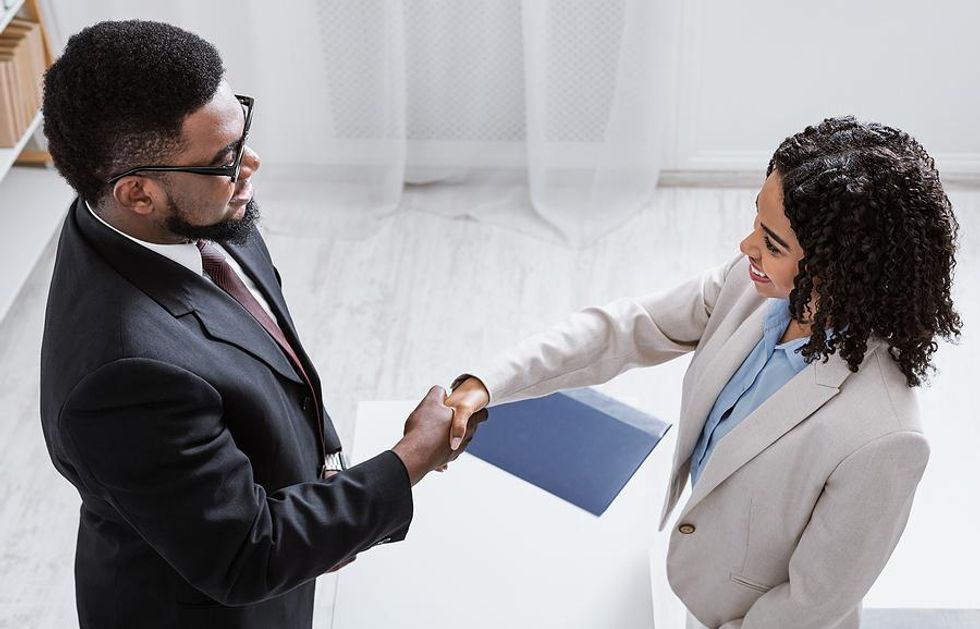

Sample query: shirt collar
[763,298,793,345]
[764,298,810,371]
[85,200,204,277]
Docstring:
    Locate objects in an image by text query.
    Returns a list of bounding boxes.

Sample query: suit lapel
[659,292,771,529]
[675,337,878,523]
[672,303,767,474]
[222,238,297,338]
[73,198,303,386]
[677,364,837,522]
[223,234,342,451]
[221,236,323,393]
[188,283,305,386]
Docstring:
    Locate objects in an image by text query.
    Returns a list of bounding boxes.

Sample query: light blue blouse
[689,299,810,485]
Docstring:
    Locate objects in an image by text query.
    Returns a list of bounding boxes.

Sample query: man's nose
[239,145,261,179]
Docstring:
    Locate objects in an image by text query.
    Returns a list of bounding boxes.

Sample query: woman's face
[739,171,805,300]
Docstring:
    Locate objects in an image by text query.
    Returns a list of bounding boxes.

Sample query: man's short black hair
[43,20,225,204]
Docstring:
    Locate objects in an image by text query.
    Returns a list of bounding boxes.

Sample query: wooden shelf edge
[15,148,50,165]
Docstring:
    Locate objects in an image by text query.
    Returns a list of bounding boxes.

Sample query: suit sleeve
[718,431,929,629]
[455,253,744,405]
[59,358,413,607]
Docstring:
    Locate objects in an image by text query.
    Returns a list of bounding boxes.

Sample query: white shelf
[0,166,73,323]
[0,108,41,183]
[0,0,27,33]
[0,1,62,326]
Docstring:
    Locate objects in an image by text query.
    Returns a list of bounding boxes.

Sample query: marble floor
[0,167,977,628]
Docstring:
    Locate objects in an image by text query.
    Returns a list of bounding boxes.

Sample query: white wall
[667,0,980,180]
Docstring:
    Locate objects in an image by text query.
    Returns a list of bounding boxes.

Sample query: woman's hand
[445,376,490,451]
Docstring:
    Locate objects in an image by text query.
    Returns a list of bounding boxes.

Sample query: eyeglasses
[106,94,255,185]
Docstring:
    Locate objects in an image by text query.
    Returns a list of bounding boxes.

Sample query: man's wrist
[391,441,425,485]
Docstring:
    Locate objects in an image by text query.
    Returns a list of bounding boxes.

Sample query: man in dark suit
[38,20,482,629]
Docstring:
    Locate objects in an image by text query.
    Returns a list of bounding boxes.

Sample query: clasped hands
[329,377,490,573]
[390,377,491,484]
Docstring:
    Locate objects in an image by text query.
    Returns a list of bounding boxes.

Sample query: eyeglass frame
[105,94,254,185]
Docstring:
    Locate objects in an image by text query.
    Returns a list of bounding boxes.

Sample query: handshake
[390,377,492,485]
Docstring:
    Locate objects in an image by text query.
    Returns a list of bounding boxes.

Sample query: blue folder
[466,388,672,516]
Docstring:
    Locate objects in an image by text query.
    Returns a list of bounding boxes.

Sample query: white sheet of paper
[330,400,679,629]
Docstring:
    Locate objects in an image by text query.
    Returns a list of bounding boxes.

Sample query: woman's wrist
[451,376,490,410]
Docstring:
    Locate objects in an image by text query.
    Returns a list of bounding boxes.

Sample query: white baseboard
[663,149,980,189]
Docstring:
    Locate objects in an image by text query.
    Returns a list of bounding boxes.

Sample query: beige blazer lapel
[673,305,768,471]
[675,339,879,524]
[658,303,767,529]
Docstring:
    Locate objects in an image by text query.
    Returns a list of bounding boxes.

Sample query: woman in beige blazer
[444,117,962,629]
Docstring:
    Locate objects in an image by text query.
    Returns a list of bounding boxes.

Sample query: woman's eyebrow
[755,196,792,250]
[762,224,791,250]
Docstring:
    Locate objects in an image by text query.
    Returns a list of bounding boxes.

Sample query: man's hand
[391,385,487,485]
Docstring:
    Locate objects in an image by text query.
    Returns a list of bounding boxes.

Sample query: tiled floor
[1,167,977,627]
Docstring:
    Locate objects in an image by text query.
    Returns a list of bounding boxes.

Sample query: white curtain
[318,0,680,246]
[44,0,679,246]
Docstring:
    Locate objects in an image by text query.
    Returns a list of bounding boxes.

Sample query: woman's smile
[748,259,771,284]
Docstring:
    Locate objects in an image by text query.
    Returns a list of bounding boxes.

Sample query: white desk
[330,400,682,629]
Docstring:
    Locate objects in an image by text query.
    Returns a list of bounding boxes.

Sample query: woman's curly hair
[768,116,962,387]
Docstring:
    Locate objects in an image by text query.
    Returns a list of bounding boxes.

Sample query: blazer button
[302,396,312,411]
[678,523,696,535]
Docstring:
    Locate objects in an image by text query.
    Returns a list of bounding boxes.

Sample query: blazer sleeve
[457,253,744,405]
[59,357,414,607]
[718,431,929,629]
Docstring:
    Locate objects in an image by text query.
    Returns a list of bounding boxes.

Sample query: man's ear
[111,176,163,217]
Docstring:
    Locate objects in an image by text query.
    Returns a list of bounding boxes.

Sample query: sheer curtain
[317,0,680,246]
[43,0,679,246]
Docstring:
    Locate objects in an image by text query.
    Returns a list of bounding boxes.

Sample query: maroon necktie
[197,240,333,478]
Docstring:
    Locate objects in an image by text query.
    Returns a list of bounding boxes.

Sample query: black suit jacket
[39,198,413,629]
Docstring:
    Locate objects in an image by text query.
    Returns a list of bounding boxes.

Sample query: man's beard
[164,197,261,245]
